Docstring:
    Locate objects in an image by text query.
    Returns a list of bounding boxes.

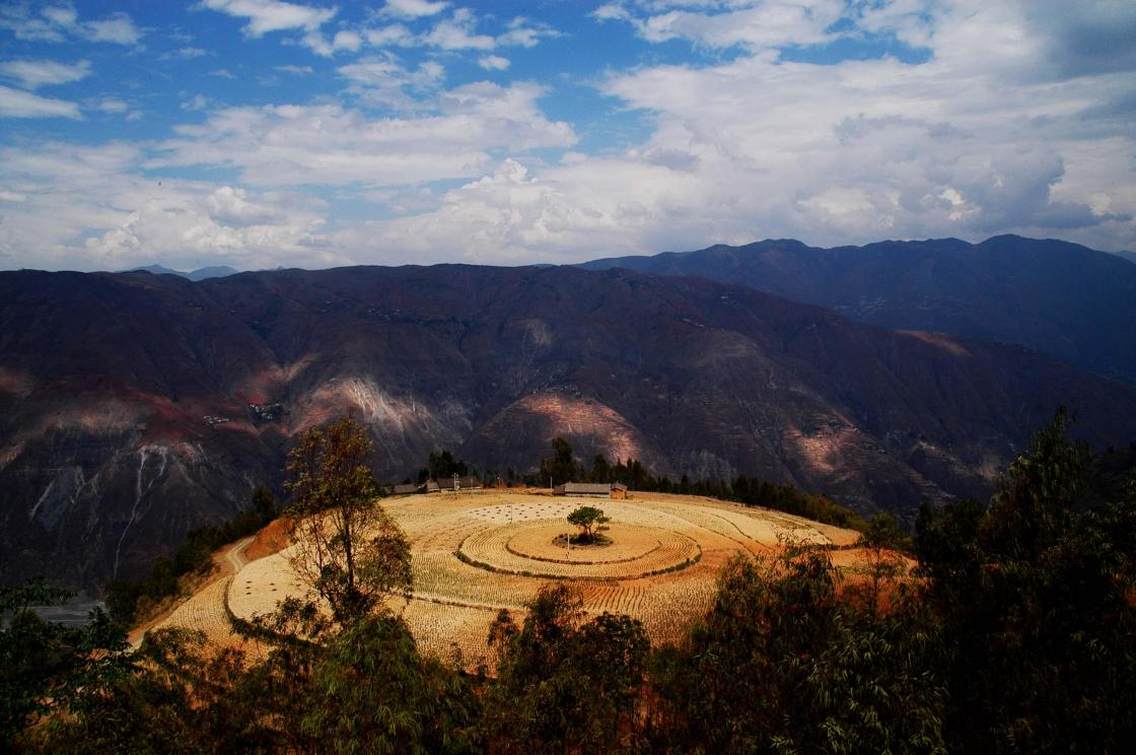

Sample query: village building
[553,482,624,498]
[430,476,483,492]
[390,483,420,495]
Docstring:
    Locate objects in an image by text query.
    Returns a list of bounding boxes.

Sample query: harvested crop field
[200,492,858,664]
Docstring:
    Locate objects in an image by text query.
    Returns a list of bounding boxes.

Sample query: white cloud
[181,93,211,111]
[364,24,416,46]
[83,12,143,45]
[2,0,1133,270]
[324,0,1136,260]
[337,55,444,108]
[276,64,314,74]
[163,46,209,60]
[0,4,143,45]
[0,84,81,118]
[478,55,510,71]
[0,59,91,89]
[597,0,844,49]
[422,8,495,50]
[302,27,364,56]
[92,98,129,113]
[380,0,449,19]
[0,141,339,271]
[418,8,559,51]
[496,16,559,48]
[200,0,335,37]
[150,81,576,187]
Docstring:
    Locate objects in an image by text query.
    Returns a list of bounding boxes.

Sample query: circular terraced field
[459,520,701,579]
[216,492,858,666]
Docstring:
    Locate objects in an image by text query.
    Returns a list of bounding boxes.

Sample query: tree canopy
[285,417,412,626]
[566,506,609,543]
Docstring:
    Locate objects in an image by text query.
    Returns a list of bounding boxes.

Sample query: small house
[433,476,483,492]
[553,482,616,498]
[610,482,629,499]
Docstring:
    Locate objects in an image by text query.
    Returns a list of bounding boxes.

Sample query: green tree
[916,409,1136,753]
[285,417,412,626]
[852,512,910,616]
[567,506,609,543]
[2,583,136,751]
[649,547,945,754]
[589,454,611,483]
[418,450,470,483]
[540,436,579,486]
[486,584,649,753]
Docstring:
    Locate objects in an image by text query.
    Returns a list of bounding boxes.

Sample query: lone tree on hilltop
[567,506,609,543]
[285,417,412,626]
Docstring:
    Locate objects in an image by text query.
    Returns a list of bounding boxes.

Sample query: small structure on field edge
[389,483,421,495]
[554,482,628,499]
[430,475,483,493]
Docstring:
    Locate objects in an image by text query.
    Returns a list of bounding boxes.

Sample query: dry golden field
[155,491,865,666]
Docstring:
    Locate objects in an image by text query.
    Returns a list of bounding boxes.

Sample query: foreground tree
[285,417,412,626]
[649,545,945,754]
[2,584,136,752]
[486,583,649,754]
[916,409,1136,753]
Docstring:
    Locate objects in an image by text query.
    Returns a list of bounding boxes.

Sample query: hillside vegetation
[3,412,1133,753]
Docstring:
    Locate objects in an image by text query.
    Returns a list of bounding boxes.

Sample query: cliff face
[3,264,1135,590]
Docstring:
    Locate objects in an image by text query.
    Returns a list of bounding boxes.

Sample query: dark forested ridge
[3,262,1136,590]
[583,234,1136,384]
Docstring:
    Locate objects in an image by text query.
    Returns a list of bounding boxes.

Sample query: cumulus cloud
[0,58,91,89]
[380,0,449,19]
[0,84,81,118]
[200,0,335,37]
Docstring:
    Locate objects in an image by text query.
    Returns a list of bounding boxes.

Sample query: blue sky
[1,1,1134,271]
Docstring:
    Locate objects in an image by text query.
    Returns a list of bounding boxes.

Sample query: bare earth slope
[2,264,1135,589]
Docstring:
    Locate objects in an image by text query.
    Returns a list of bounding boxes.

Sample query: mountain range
[3,236,1136,591]
[583,235,1136,384]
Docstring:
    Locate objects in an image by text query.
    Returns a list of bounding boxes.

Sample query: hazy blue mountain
[582,235,1136,383]
[127,264,238,280]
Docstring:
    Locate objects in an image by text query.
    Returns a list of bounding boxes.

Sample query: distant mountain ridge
[128,264,239,281]
[3,263,1136,591]
[582,235,1136,384]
